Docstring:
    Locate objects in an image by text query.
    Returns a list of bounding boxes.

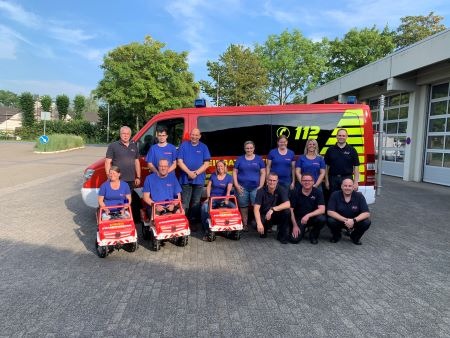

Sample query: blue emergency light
[347,96,357,104]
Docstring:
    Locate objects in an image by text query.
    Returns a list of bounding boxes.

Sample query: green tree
[395,12,446,49]
[326,26,395,81]
[40,95,52,112]
[200,44,268,106]
[0,90,19,107]
[84,94,99,114]
[73,95,86,120]
[19,92,35,127]
[255,30,329,104]
[55,94,70,120]
[95,36,199,131]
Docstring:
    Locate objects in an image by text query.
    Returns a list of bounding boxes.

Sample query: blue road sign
[39,135,49,144]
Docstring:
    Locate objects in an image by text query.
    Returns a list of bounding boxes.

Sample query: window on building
[371,93,409,162]
[426,82,450,168]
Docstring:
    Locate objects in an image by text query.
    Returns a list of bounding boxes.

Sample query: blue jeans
[181,184,203,221]
[236,187,257,208]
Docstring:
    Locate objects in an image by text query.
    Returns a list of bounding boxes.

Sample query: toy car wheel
[149,231,160,251]
[124,242,138,252]
[178,236,189,247]
[231,230,241,241]
[152,239,160,251]
[142,224,151,240]
[208,232,216,242]
[95,241,108,258]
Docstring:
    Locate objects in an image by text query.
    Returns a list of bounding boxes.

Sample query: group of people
[99,125,371,246]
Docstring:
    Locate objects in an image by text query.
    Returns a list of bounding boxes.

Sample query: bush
[17,120,106,143]
[34,134,84,152]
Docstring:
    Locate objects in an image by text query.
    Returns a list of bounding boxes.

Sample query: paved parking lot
[0,142,449,337]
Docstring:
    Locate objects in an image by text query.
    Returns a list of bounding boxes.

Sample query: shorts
[236,187,257,208]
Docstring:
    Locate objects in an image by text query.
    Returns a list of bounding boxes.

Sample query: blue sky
[0,0,449,100]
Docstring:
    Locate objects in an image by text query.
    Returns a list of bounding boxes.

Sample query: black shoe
[279,238,288,244]
[352,239,362,245]
[330,237,340,243]
[260,233,267,238]
[310,238,318,245]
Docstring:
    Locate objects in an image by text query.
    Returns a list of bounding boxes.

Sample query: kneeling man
[254,172,291,244]
[327,178,371,245]
[290,173,326,244]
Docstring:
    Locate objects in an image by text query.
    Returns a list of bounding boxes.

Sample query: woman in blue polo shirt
[266,135,296,190]
[201,160,234,239]
[98,166,131,220]
[233,141,266,231]
[295,138,325,190]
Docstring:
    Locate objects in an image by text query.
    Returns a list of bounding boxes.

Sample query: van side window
[137,118,184,156]
[272,113,345,154]
[199,115,272,156]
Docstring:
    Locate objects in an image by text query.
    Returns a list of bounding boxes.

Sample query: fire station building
[307,29,450,186]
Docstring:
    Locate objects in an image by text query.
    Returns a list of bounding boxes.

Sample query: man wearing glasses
[146,126,178,174]
[290,173,326,245]
[254,172,291,244]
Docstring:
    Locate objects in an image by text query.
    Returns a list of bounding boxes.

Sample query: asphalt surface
[0,142,449,337]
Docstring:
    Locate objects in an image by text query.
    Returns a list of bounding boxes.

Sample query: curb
[33,146,85,154]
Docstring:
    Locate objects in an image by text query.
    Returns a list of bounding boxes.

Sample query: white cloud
[0,1,96,61]
[73,47,106,63]
[48,24,95,45]
[0,0,40,28]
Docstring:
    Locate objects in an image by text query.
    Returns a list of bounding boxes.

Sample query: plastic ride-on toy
[95,205,138,258]
[206,196,243,241]
[141,200,190,251]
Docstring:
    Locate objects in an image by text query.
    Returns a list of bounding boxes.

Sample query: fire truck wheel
[208,232,216,242]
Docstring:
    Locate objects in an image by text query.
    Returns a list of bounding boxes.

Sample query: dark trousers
[290,214,326,243]
[327,217,371,242]
[126,181,141,224]
[181,184,203,221]
[261,209,290,242]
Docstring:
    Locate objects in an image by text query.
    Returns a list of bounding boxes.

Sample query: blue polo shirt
[177,141,211,185]
[295,155,325,183]
[143,172,182,202]
[234,155,265,190]
[98,180,131,207]
[145,143,177,169]
[209,173,233,197]
[268,148,295,185]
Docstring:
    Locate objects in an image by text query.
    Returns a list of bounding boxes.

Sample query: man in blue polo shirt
[145,126,177,174]
[142,159,182,215]
[177,128,211,229]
